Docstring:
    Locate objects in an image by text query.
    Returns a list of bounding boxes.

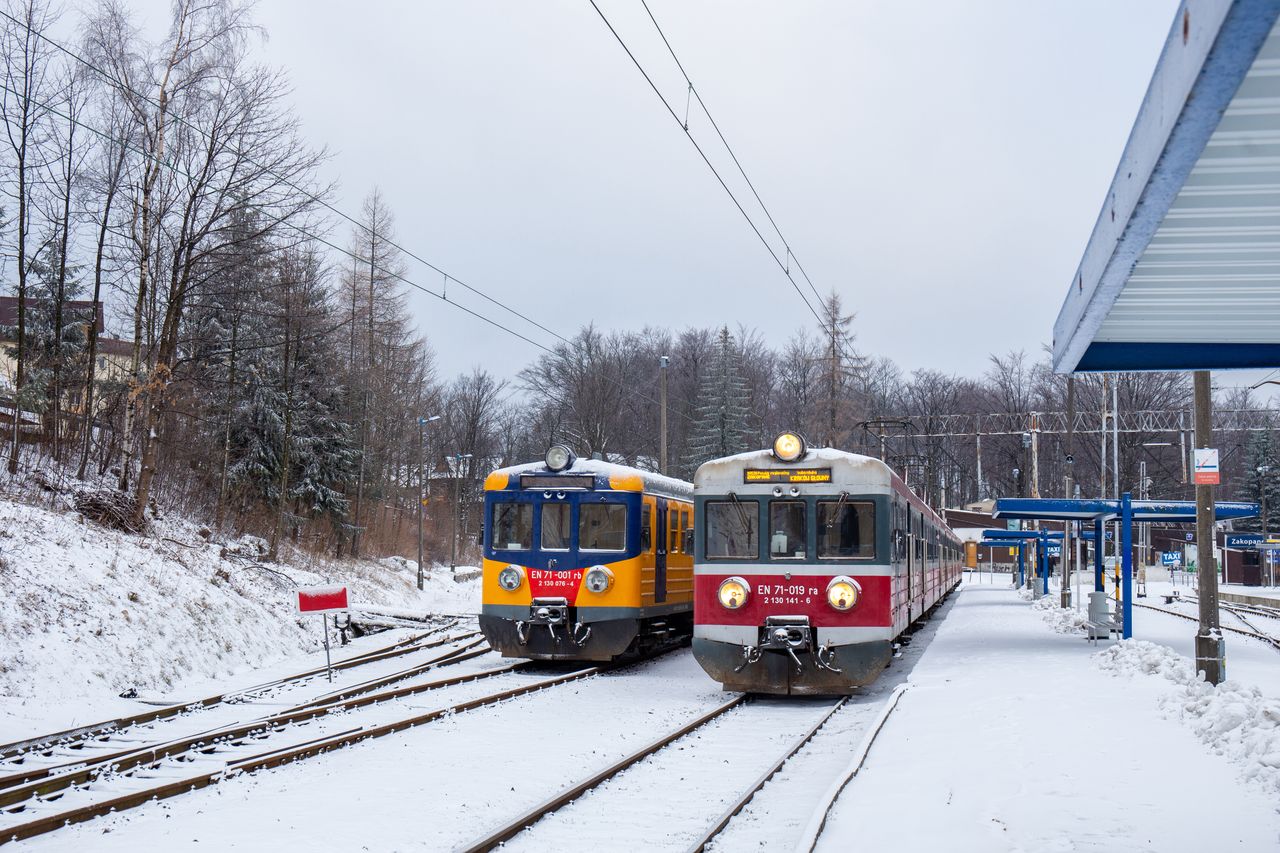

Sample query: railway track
[0,620,477,770]
[0,650,608,843]
[460,686,907,853]
[1133,602,1280,652]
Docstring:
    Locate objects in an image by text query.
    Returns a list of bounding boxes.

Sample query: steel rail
[0,638,503,802]
[682,697,850,853]
[0,622,470,762]
[459,694,749,853]
[0,665,605,844]
[1133,602,1280,652]
[795,683,911,853]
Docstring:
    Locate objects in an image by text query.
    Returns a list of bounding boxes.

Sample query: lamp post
[416,415,442,590]
[450,452,474,574]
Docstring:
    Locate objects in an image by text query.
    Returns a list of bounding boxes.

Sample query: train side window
[705,500,759,559]
[817,501,875,560]
[768,500,806,559]
[683,527,694,554]
[579,503,626,551]
[541,503,572,551]
[641,503,652,552]
[493,502,533,550]
[669,508,679,553]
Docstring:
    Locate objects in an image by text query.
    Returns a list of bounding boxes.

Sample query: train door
[655,497,668,603]
[905,511,914,611]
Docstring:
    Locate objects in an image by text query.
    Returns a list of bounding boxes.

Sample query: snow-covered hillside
[0,494,478,733]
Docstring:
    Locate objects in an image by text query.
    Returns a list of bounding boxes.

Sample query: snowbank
[1029,594,1090,634]
[0,495,479,708]
[1097,639,1280,798]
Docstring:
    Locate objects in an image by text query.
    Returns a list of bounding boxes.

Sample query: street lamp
[449,452,474,574]
[416,415,442,590]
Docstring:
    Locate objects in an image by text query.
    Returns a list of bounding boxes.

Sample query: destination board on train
[742,468,832,484]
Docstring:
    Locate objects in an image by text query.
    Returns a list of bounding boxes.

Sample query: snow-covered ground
[3,544,1277,851]
[0,494,479,743]
[818,580,1280,852]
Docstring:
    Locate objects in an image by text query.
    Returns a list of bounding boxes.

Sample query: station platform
[816,582,1280,852]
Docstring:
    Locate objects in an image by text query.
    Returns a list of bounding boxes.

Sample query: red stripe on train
[694,573,892,627]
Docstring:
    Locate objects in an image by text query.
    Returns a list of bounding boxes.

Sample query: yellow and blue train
[479,445,695,660]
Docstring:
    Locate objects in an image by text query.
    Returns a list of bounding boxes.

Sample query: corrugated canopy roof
[1054,1,1280,373]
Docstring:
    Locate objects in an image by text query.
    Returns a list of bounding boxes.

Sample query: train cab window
[541,503,572,551]
[579,503,626,551]
[768,501,806,560]
[705,500,759,559]
[682,527,694,554]
[818,501,875,560]
[493,502,533,551]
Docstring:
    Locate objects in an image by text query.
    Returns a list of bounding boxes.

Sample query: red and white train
[692,432,962,695]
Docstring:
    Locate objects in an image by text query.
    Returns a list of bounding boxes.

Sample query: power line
[638,0,825,308]
[0,76,699,428]
[586,0,823,327]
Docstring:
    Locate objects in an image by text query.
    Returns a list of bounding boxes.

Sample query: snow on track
[496,698,845,852]
[12,651,729,851]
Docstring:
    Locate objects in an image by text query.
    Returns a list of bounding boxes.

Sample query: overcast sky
[121,0,1234,391]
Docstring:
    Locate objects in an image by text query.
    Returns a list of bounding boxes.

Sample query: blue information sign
[1225,533,1264,549]
[1160,551,1180,567]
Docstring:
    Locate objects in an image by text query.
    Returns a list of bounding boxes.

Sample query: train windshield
[705,500,758,559]
[818,501,876,560]
[768,501,807,559]
[493,502,533,550]
[580,503,626,551]
[541,503,572,550]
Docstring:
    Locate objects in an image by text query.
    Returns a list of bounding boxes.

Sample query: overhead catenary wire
[637,0,825,309]
[586,0,824,327]
[0,7,569,350]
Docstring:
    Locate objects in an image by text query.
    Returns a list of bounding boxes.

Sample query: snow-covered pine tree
[1235,429,1280,535]
[682,326,752,475]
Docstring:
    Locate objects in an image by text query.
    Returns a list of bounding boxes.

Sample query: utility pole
[975,422,984,500]
[659,355,669,475]
[1063,378,1075,608]
[416,415,441,590]
[450,452,474,575]
[1193,370,1224,684]
[1112,374,1121,606]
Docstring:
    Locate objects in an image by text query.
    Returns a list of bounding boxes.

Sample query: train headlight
[545,444,575,472]
[772,432,806,462]
[498,565,525,591]
[584,565,614,594]
[826,576,861,611]
[718,577,750,609]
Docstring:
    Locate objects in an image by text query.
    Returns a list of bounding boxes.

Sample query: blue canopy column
[980,538,1029,586]
[982,530,1063,595]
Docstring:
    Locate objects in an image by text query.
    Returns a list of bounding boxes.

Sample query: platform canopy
[993,497,1259,522]
[1053,1,1280,373]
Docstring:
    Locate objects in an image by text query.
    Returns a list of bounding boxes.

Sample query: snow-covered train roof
[485,458,693,501]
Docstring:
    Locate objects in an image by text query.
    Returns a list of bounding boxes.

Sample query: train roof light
[545,444,576,472]
[772,432,807,463]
